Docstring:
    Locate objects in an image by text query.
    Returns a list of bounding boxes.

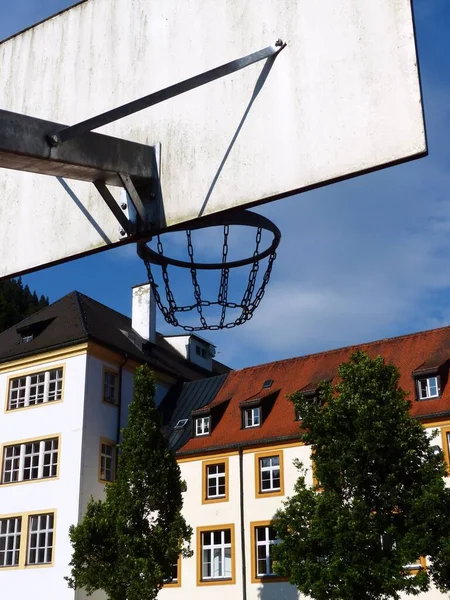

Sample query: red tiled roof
[178,326,450,455]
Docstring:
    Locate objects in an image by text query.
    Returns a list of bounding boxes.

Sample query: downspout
[116,353,129,448]
[239,446,247,600]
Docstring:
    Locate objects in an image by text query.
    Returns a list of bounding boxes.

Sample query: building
[159,326,450,600]
[0,285,228,599]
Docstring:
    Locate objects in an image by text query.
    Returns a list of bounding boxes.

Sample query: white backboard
[0,0,426,278]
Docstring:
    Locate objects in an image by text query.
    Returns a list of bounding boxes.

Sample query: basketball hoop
[137,210,281,331]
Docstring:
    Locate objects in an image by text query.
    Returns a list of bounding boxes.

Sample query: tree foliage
[273,351,450,600]
[0,277,48,332]
[66,365,192,600]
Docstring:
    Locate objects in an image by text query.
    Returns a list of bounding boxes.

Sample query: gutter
[116,354,129,448]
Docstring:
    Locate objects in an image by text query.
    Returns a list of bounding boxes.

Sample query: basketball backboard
[0,0,426,279]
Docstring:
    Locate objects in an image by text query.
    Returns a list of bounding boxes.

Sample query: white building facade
[0,288,225,599]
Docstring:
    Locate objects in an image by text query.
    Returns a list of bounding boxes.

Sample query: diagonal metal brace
[119,173,148,228]
[49,40,286,146]
[93,180,135,235]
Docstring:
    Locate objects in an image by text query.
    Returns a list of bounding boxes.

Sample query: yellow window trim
[196,523,236,586]
[250,520,288,584]
[202,457,229,504]
[0,433,61,487]
[0,509,57,570]
[254,449,285,499]
[405,556,427,575]
[441,425,450,475]
[163,555,182,587]
[4,364,66,414]
[98,438,117,484]
[102,366,119,407]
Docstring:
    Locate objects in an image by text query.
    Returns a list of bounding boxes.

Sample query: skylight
[174,419,188,430]
[262,379,273,389]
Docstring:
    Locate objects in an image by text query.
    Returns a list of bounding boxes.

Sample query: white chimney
[132,284,156,343]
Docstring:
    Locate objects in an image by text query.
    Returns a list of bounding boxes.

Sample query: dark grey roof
[160,374,228,451]
[0,291,229,380]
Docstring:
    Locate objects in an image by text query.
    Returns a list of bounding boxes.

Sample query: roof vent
[174,419,189,430]
[262,379,273,389]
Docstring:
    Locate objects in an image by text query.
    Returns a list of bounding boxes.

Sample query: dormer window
[195,416,210,436]
[244,406,261,428]
[417,376,440,400]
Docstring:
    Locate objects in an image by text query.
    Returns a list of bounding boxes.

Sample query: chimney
[132,284,156,344]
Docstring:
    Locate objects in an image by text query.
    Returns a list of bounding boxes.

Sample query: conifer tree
[273,351,450,600]
[0,277,49,331]
[67,366,192,600]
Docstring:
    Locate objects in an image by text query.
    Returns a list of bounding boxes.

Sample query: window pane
[224,547,232,577]
[224,529,231,544]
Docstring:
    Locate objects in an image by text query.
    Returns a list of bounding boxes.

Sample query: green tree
[0,277,49,331]
[66,365,192,600]
[273,351,450,600]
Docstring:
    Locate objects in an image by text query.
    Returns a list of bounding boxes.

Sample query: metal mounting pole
[48,40,286,146]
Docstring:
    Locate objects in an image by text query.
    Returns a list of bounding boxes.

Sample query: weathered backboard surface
[0,0,426,279]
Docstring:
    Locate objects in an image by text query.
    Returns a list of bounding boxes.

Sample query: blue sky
[1,0,450,369]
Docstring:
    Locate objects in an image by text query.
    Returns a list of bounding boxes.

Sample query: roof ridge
[0,1,89,46]
[229,324,450,376]
[75,291,132,323]
[73,292,89,336]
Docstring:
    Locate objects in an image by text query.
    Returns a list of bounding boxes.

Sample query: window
[417,376,440,400]
[202,458,229,503]
[195,416,210,436]
[2,437,59,484]
[99,441,115,482]
[21,334,33,343]
[174,419,188,430]
[255,450,284,498]
[195,345,207,358]
[0,517,21,568]
[103,369,118,405]
[163,556,182,587]
[244,406,261,428]
[250,523,284,582]
[0,511,55,569]
[198,525,235,585]
[8,368,63,411]
[27,513,54,565]
[295,408,302,421]
[262,379,273,389]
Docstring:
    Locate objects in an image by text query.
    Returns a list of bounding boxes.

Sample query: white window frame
[2,438,59,484]
[417,376,439,400]
[0,517,21,568]
[201,529,232,580]
[206,463,226,499]
[260,455,280,492]
[27,513,54,565]
[8,368,63,410]
[244,406,261,428]
[255,525,278,577]
[195,416,210,436]
[100,442,115,482]
[103,370,118,404]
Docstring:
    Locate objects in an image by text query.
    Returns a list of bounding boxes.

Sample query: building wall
[0,350,88,599]
[161,427,450,600]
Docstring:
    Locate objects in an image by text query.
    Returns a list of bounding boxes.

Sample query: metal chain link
[141,224,278,331]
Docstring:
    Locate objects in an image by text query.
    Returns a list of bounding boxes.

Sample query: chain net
[141,223,278,331]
